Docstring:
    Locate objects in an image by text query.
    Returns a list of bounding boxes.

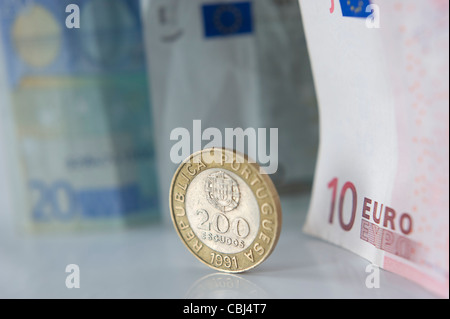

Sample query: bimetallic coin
[169,148,282,273]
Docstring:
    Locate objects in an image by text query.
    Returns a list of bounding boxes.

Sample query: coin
[169,148,282,273]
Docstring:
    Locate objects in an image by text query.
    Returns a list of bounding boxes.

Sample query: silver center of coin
[205,171,240,212]
[185,168,260,254]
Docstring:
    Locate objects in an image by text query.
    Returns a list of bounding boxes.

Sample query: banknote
[299,0,448,297]
[0,0,159,232]
[142,0,319,222]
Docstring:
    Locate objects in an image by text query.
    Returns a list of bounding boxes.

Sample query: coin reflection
[185,273,268,299]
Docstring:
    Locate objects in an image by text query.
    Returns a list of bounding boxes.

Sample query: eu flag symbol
[202,1,253,38]
[339,0,372,18]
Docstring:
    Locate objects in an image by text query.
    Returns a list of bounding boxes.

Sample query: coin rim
[169,147,282,273]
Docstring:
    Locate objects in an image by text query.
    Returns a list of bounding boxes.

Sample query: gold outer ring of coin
[169,148,282,273]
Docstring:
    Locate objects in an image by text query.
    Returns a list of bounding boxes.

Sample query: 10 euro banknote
[300,0,448,297]
[0,0,159,232]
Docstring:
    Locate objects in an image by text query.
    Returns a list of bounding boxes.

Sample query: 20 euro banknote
[299,0,448,297]
[0,0,159,232]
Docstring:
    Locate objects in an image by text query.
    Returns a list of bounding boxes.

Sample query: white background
[0,193,437,298]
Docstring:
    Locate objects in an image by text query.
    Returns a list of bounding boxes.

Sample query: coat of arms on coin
[205,171,240,212]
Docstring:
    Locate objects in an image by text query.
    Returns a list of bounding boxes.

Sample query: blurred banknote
[0,0,159,232]
[300,0,449,297]
[142,0,319,222]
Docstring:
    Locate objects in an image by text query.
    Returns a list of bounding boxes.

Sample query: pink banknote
[299,0,448,297]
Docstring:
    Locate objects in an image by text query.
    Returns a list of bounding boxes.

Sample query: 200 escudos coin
[169,148,282,273]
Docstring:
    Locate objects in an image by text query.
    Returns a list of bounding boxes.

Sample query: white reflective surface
[0,193,437,298]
